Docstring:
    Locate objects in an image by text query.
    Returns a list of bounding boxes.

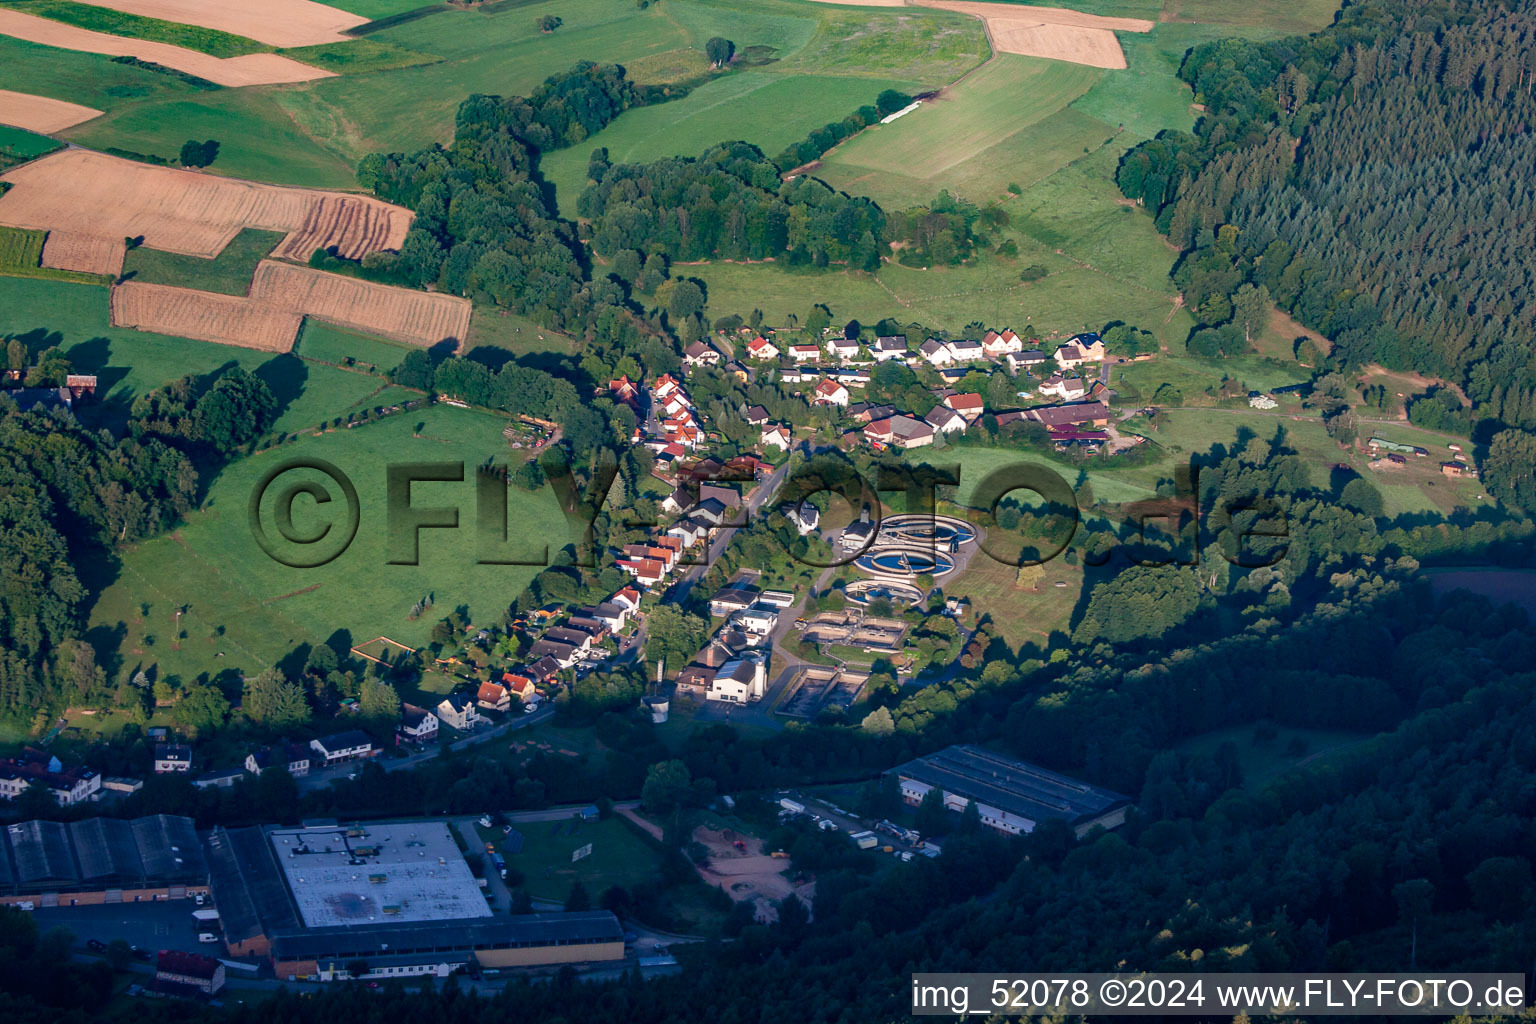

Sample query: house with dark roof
[435,693,484,731]
[397,704,438,745]
[1027,402,1110,429]
[309,731,375,764]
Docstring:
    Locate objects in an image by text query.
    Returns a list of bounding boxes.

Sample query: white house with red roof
[943,392,986,421]
[746,336,780,360]
[760,424,792,451]
[812,379,850,406]
[788,344,821,363]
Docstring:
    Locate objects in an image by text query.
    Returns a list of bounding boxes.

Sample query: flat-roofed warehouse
[0,814,208,906]
[886,745,1131,837]
[204,820,625,980]
[272,913,625,981]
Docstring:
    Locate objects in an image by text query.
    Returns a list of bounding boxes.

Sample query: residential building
[397,704,439,745]
[1038,374,1088,400]
[1053,334,1107,368]
[731,605,779,636]
[527,640,580,668]
[0,752,101,806]
[826,334,859,360]
[1027,402,1110,429]
[154,744,192,775]
[947,338,984,362]
[435,694,484,731]
[871,336,908,361]
[667,517,711,548]
[501,674,537,703]
[683,341,721,368]
[709,585,759,617]
[476,682,512,713]
[760,424,792,451]
[788,344,820,363]
[1006,350,1049,373]
[840,517,875,553]
[847,402,895,424]
[690,496,732,526]
[743,404,771,426]
[591,601,631,631]
[812,379,849,406]
[616,558,665,587]
[781,500,820,535]
[919,338,955,366]
[611,587,642,613]
[746,336,779,360]
[244,743,312,777]
[925,406,967,435]
[545,627,594,652]
[866,415,935,450]
[707,654,768,703]
[886,744,1130,838]
[982,329,1024,358]
[944,392,985,421]
[309,731,375,764]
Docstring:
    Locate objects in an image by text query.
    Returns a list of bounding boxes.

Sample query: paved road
[296,705,556,792]
[668,453,797,604]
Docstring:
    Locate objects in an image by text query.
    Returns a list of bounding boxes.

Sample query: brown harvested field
[42,230,124,276]
[802,0,908,5]
[912,0,1153,68]
[108,261,471,351]
[0,9,334,86]
[68,0,367,47]
[0,89,102,132]
[250,261,472,347]
[0,149,411,271]
[111,282,303,351]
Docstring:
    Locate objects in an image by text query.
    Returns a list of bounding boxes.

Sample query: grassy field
[942,553,1084,649]
[66,90,362,187]
[121,228,286,294]
[279,39,439,74]
[294,320,416,373]
[0,0,268,57]
[86,404,569,685]
[465,305,578,359]
[0,34,204,111]
[539,71,919,218]
[1161,0,1342,34]
[0,123,63,158]
[322,0,442,17]
[814,56,1104,209]
[0,227,110,285]
[478,817,660,904]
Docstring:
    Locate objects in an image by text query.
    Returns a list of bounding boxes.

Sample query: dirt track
[0,9,334,86]
[0,89,102,132]
[0,149,411,272]
[67,0,368,47]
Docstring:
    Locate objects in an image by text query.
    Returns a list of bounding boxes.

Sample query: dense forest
[1118,0,1536,463]
[578,141,886,270]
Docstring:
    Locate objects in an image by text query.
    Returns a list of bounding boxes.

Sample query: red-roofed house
[476,681,512,713]
[788,344,820,363]
[746,336,780,360]
[760,424,792,451]
[156,950,225,996]
[943,393,985,421]
[812,379,850,406]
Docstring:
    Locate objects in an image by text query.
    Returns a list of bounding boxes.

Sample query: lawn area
[540,71,919,219]
[815,56,1104,209]
[482,816,660,904]
[937,444,1163,508]
[0,0,268,57]
[85,405,570,686]
[942,553,1084,649]
[65,90,361,188]
[121,228,286,294]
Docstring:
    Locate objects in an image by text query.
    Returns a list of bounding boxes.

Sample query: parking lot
[32,900,208,954]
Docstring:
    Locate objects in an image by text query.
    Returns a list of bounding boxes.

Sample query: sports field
[86,404,570,683]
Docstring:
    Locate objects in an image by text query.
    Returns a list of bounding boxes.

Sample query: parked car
[87,939,107,953]
[818,819,839,832]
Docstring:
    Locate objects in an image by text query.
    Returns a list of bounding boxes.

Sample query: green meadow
[121,228,285,295]
[87,405,570,684]
[539,71,918,218]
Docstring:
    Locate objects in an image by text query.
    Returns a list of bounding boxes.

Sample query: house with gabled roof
[871,336,908,361]
[925,406,968,435]
[812,379,850,406]
[788,344,821,363]
[826,334,860,360]
[746,336,780,360]
[944,392,985,421]
[760,424,792,451]
[919,338,955,366]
